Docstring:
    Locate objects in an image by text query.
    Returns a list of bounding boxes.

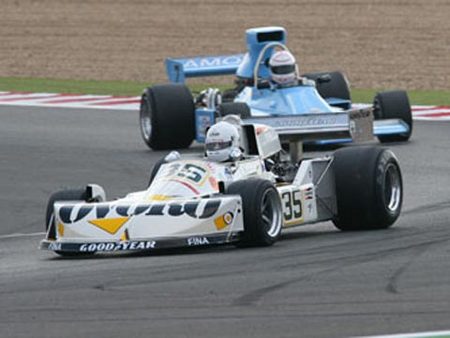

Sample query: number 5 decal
[177,164,207,183]
[281,189,302,222]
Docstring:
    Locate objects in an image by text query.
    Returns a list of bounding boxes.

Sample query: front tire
[140,84,195,150]
[333,146,402,231]
[227,179,283,246]
[217,102,251,119]
[373,90,413,143]
[303,71,351,108]
[45,188,91,257]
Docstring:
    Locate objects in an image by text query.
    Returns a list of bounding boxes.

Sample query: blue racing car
[139,26,412,150]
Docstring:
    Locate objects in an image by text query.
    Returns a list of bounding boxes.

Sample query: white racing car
[41,119,403,256]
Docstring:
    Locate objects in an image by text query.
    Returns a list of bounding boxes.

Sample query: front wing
[40,232,241,253]
[40,195,244,254]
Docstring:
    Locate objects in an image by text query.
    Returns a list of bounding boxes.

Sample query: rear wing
[244,108,374,143]
[165,54,244,83]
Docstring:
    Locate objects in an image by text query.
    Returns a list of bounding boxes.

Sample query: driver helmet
[205,121,240,162]
[268,50,297,85]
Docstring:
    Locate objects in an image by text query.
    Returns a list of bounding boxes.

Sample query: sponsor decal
[281,189,302,224]
[214,211,234,230]
[89,217,129,234]
[251,115,348,129]
[183,55,243,69]
[48,242,62,251]
[58,199,222,225]
[304,187,314,200]
[161,163,209,189]
[187,237,210,246]
[79,241,156,252]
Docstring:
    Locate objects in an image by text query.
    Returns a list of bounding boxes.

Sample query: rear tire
[140,84,195,150]
[227,179,283,246]
[373,90,412,143]
[332,146,402,231]
[45,188,91,257]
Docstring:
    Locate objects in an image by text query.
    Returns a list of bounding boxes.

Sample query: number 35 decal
[281,189,302,222]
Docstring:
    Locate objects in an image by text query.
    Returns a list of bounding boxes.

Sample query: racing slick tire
[45,188,91,257]
[217,102,251,119]
[303,71,351,104]
[227,179,283,246]
[373,90,413,143]
[140,84,195,150]
[332,146,402,231]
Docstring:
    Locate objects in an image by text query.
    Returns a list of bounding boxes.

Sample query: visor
[206,140,233,151]
[271,64,295,75]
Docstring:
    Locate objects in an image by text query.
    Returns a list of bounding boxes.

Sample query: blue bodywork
[235,85,335,116]
[166,26,284,83]
[165,26,410,143]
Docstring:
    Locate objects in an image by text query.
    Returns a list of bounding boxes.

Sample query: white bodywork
[41,122,337,253]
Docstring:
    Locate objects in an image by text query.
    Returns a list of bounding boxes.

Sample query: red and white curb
[0,91,448,121]
[0,91,140,110]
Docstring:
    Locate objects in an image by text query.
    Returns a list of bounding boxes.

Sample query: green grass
[0,77,148,96]
[350,88,450,106]
[0,77,448,105]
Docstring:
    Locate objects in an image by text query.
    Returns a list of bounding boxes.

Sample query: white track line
[0,232,45,239]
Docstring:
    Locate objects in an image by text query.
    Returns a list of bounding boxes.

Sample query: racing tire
[217,102,251,119]
[45,188,91,257]
[227,179,283,246]
[373,90,412,143]
[140,84,195,150]
[303,71,351,103]
[332,146,402,231]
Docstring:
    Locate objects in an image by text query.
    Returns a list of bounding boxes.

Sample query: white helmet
[269,50,297,85]
[205,121,240,162]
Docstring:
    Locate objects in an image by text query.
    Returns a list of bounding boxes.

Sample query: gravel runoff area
[0,0,449,90]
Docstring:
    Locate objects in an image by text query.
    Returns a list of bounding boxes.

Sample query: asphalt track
[1,105,450,338]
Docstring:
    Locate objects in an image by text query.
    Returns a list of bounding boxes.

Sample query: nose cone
[145,160,224,201]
